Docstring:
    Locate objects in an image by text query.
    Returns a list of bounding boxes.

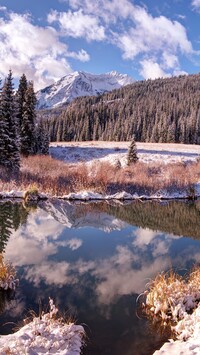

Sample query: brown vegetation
[0,155,199,197]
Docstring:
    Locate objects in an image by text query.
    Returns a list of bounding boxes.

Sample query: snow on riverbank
[154,305,200,354]
[0,299,85,355]
[0,185,200,201]
[145,268,200,355]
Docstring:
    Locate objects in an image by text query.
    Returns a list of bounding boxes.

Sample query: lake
[0,199,200,354]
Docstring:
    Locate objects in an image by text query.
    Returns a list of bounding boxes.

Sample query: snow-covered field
[50,141,200,166]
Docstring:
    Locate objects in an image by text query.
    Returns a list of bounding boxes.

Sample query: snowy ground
[0,299,84,355]
[50,141,200,167]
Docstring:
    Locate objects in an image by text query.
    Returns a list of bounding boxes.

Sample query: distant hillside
[36,71,134,109]
[40,73,200,144]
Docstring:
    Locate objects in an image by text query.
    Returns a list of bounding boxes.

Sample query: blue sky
[0,0,200,89]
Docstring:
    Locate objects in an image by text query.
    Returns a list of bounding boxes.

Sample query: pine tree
[20,81,36,156]
[1,70,20,172]
[127,137,138,165]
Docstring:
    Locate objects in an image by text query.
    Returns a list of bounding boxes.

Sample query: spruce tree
[0,78,6,166]
[20,81,36,156]
[35,121,49,155]
[1,70,20,172]
[127,137,138,165]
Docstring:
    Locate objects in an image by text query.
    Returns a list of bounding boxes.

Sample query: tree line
[41,73,200,144]
[0,71,49,173]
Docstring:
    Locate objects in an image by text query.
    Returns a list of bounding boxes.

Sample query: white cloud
[25,261,71,287]
[116,14,192,61]
[0,12,90,89]
[58,0,193,80]
[140,59,169,79]
[48,9,105,41]
[67,49,90,62]
[0,0,195,92]
[162,52,179,69]
[66,238,83,250]
[0,6,7,11]
[192,0,200,9]
[133,228,160,247]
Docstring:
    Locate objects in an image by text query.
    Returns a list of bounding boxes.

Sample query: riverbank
[0,142,200,200]
[0,184,200,201]
[144,268,200,355]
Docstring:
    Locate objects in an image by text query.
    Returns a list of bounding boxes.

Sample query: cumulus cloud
[67,49,90,62]
[140,59,169,79]
[48,9,105,41]
[0,11,90,89]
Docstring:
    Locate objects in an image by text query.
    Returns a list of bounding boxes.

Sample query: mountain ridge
[36,70,134,110]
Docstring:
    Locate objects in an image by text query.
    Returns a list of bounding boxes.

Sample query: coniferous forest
[0,71,49,173]
[40,73,200,144]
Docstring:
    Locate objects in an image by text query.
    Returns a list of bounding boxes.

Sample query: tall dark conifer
[1,70,20,172]
[21,81,36,156]
[16,73,28,138]
[0,78,5,166]
[35,121,49,155]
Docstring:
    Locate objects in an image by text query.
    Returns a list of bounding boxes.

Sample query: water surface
[0,199,200,354]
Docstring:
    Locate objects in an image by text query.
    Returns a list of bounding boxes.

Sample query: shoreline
[0,186,200,202]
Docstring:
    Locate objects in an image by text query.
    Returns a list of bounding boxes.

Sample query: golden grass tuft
[144,266,200,329]
[0,254,16,290]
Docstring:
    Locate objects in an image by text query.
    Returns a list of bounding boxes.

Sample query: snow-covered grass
[0,254,19,291]
[0,298,85,355]
[144,267,200,354]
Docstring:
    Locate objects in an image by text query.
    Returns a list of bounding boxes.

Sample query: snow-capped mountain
[36,71,134,109]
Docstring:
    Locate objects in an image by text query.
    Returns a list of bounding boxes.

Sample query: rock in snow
[36,71,134,109]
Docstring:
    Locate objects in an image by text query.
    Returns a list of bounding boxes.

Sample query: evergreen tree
[0,70,20,172]
[20,81,36,156]
[0,78,6,166]
[16,73,28,134]
[35,121,49,155]
[127,137,138,165]
[0,202,14,253]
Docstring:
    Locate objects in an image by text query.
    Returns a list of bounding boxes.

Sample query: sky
[0,0,200,90]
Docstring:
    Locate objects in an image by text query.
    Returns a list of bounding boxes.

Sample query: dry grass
[144,266,200,326]
[0,254,17,290]
[0,155,199,197]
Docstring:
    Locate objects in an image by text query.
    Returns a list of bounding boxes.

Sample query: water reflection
[0,199,200,354]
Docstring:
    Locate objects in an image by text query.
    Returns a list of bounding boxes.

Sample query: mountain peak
[36,71,134,110]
